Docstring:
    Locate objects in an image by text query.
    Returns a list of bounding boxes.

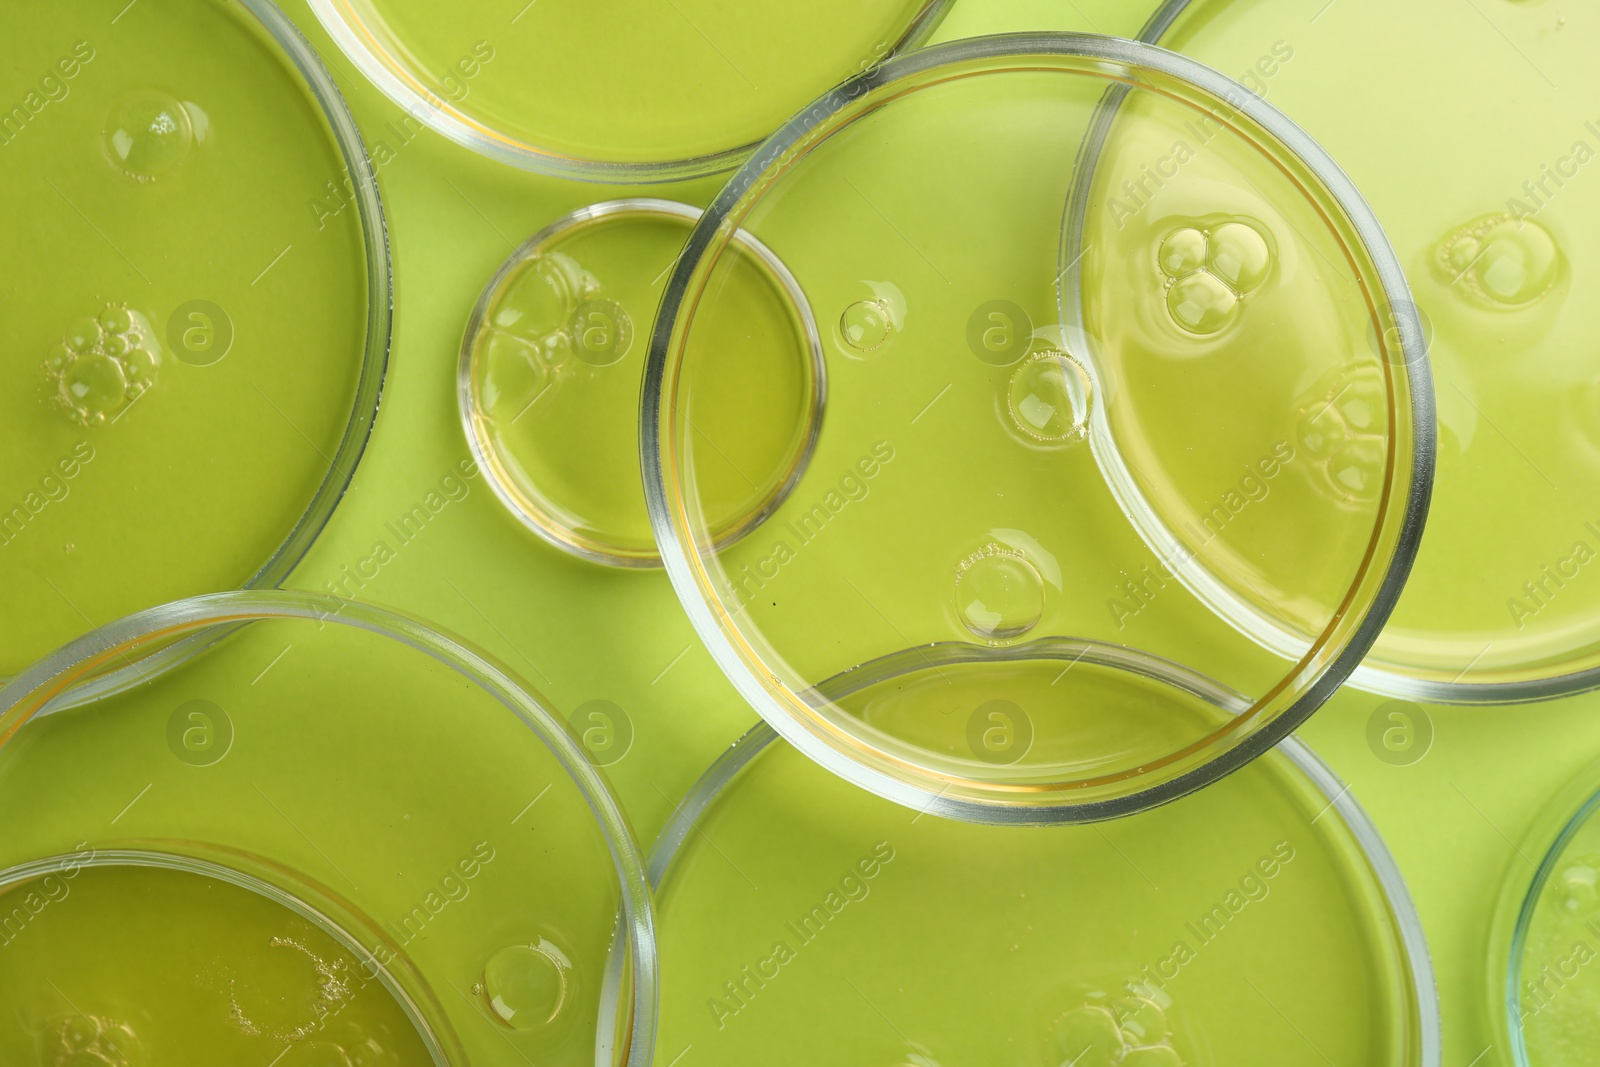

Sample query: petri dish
[0,591,655,1067]
[1110,0,1599,701]
[0,0,389,680]
[307,0,954,182]
[1490,759,1600,1066]
[460,199,823,567]
[643,34,1433,821]
[649,652,1440,1067]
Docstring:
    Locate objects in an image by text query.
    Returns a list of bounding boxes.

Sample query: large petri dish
[643,34,1433,821]
[460,199,823,567]
[649,658,1440,1067]
[0,591,655,1067]
[1490,759,1600,1066]
[308,0,953,182]
[0,0,389,680]
[1112,0,1597,702]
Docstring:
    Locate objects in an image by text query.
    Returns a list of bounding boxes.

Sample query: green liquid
[353,0,939,164]
[655,731,1418,1065]
[465,204,818,563]
[0,614,627,1067]
[1150,0,1600,687]
[0,863,434,1066]
[0,0,369,676]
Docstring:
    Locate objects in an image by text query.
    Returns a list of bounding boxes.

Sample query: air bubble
[840,298,894,353]
[954,548,1045,643]
[1555,862,1600,915]
[104,90,195,181]
[481,940,573,1031]
[1006,350,1092,445]
[1206,222,1271,292]
[1157,228,1207,278]
[45,1013,143,1066]
[1166,273,1237,334]
[1054,1006,1122,1066]
[1438,213,1560,307]
[1295,365,1387,508]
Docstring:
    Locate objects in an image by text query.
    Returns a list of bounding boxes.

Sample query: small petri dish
[307,0,953,181]
[1111,0,1599,701]
[649,653,1440,1066]
[0,0,389,680]
[0,591,655,1066]
[643,34,1432,820]
[460,199,823,568]
[1490,759,1600,1066]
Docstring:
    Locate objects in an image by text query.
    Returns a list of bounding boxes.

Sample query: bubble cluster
[228,936,356,1043]
[44,1013,143,1066]
[954,545,1045,643]
[1438,213,1559,308]
[1295,364,1386,508]
[1006,349,1092,446]
[43,303,160,426]
[474,252,607,423]
[840,298,895,353]
[478,939,574,1031]
[1050,987,1184,1067]
[1156,220,1271,335]
[104,90,195,181]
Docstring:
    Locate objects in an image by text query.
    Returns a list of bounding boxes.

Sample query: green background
[261,0,1591,1062]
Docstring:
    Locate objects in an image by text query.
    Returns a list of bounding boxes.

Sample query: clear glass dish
[1117,0,1592,702]
[1490,758,1600,1066]
[0,591,655,1067]
[308,0,953,182]
[0,0,390,680]
[649,651,1440,1066]
[459,199,824,567]
[642,33,1433,821]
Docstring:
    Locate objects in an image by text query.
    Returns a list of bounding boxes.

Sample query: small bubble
[481,940,574,1031]
[569,298,632,366]
[1006,350,1092,445]
[1053,1006,1123,1066]
[840,298,894,353]
[62,353,128,413]
[1166,272,1237,334]
[1206,222,1271,293]
[104,90,195,181]
[1438,214,1560,307]
[1556,863,1600,915]
[954,548,1044,642]
[1157,228,1207,278]
[66,317,103,353]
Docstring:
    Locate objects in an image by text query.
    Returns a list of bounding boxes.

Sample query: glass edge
[0,589,659,1067]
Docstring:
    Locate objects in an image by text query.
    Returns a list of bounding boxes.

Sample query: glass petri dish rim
[1123,0,1585,706]
[457,198,826,569]
[1489,758,1600,1067]
[0,847,463,1065]
[0,589,658,1067]
[305,0,955,183]
[15,0,398,690]
[641,31,1436,824]
[645,691,1442,1067]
